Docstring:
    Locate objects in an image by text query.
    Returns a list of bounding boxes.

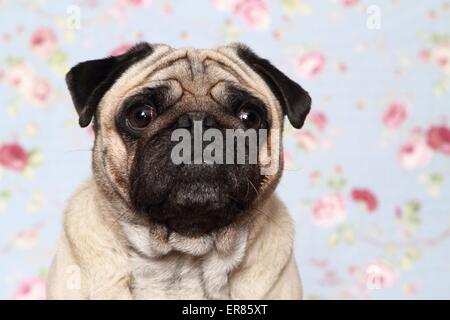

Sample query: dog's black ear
[236,44,311,129]
[66,42,154,128]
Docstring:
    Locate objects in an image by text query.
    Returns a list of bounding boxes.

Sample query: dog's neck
[92,179,271,299]
[121,219,249,259]
[90,179,289,299]
[120,220,250,299]
[92,178,270,299]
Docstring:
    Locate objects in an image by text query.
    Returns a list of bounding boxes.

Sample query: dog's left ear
[235,44,311,129]
[66,42,154,128]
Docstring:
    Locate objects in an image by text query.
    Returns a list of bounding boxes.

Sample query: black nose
[176,112,218,129]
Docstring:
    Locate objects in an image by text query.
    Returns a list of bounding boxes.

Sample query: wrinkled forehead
[98,45,282,128]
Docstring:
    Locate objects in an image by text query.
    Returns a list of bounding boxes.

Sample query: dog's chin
[140,181,251,236]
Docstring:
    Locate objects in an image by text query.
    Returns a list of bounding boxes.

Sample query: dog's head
[66,43,311,236]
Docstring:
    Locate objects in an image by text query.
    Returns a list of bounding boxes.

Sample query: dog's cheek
[129,133,178,213]
[224,163,261,210]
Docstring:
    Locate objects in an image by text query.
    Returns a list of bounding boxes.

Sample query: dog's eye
[236,105,263,129]
[126,105,157,130]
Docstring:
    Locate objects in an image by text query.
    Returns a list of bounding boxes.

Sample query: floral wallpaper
[0,0,449,300]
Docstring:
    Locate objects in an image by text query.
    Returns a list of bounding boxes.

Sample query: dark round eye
[125,105,157,130]
[237,105,263,129]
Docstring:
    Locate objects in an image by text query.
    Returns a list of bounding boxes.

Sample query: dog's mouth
[130,162,260,236]
[168,180,230,210]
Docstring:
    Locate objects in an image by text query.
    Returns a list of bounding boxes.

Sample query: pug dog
[47,43,311,299]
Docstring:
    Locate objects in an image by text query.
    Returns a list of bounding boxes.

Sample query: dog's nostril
[176,112,217,129]
[204,114,217,128]
[176,114,192,128]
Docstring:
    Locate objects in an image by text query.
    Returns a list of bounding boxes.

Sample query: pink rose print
[12,277,46,300]
[398,139,433,170]
[309,111,327,132]
[15,225,41,249]
[233,0,270,29]
[419,49,430,62]
[341,0,358,6]
[0,143,29,172]
[29,27,57,58]
[382,102,408,129]
[296,130,319,151]
[429,44,450,74]
[312,194,347,227]
[351,188,378,212]
[210,0,270,29]
[283,149,294,169]
[427,125,450,155]
[5,64,51,104]
[6,63,34,93]
[365,262,398,289]
[110,43,133,56]
[120,0,153,7]
[295,52,326,78]
[161,3,173,16]
[110,0,152,22]
[87,126,96,140]
[30,78,51,104]
[403,283,418,295]
[210,0,240,11]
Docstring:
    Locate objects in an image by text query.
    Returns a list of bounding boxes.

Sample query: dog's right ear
[234,44,311,129]
[66,43,154,128]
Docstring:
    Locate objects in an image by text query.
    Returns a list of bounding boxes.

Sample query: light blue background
[0,0,449,299]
